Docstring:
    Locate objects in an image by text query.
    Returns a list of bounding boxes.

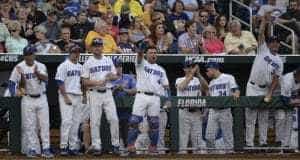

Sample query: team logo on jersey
[183,85,200,91]
[67,70,81,77]
[264,56,280,71]
[177,98,207,108]
[90,65,111,73]
[144,66,162,77]
[25,73,37,79]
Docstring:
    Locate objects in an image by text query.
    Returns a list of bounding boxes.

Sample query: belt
[25,92,45,98]
[250,81,267,89]
[89,89,109,93]
[137,91,155,96]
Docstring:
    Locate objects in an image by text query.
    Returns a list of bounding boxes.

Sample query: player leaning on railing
[245,11,284,148]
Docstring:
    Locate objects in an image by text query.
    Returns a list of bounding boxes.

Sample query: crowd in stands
[0,0,299,55]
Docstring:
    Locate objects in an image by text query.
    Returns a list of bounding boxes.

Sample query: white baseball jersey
[136,59,169,95]
[209,73,238,97]
[82,55,116,89]
[9,60,47,95]
[55,59,83,95]
[248,42,283,86]
[157,68,169,97]
[175,77,201,96]
[281,72,300,99]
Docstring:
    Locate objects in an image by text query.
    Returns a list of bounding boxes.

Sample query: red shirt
[203,38,225,54]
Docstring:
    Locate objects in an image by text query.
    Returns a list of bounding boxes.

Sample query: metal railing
[229,0,253,32]
[271,22,296,54]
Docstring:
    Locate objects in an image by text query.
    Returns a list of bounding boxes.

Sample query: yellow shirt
[85,31,118,54]
[113,0,143,17]
[224,31,258,53]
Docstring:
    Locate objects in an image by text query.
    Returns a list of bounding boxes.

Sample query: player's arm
[194,65,209,96]
[34,65,48,82]
[124,76,137,95]
[265,75,280,102]
[82,78,106,88]
[137,52,144,64]
[8,66,22,96]
[230,75,240,100]
[176,75,193,91]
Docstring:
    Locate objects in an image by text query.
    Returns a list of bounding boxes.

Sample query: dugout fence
[0,54,300,153]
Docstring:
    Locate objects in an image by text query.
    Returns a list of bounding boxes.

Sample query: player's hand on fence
[264,93,272,103]
[232,92,240,101]
[63,95,72,105]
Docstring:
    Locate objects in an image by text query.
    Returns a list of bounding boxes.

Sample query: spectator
[113,0,143,18]
[148,23,175,53]
[0,20,10,53]
[278,0,300,37]
[41,10,60,41]
[167,0,190,36]
[63,0,81,17]
[224,20,258,54]
[118,28,136,54]
[97,0,113,15]
[168,0,199,20]
[104,12,119,41]
[202,1,219,24]
[5,20,28,54]
[16,7,35,43]
[128,17,151,44]
[151,11,175,34]
[214,15,228,41]
[202,25,225,55]
[87,0,102,23]
[178,21,206,54]
[26,0,47,26]
[34,25,61,54]
[85,20,119,53]
[194,10,211,34]
[257,0,285,19]
[40,0,57,15]
[71,11,94,41]
[0,0,16,22]
[55,25,81,53]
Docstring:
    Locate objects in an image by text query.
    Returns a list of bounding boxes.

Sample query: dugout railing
[0,54,300,153]
[1,95,299,153]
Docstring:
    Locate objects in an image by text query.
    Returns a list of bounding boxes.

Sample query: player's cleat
[112,146,120,155]
[60,148,69,156]
[41,148,54,158]
[69,149,83,156]
[127,144,136,156]
[148,145,158,155]
[87,148,102,156]
[26,149,38,158]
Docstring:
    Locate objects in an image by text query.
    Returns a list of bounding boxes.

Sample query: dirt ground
[1,152,300,160]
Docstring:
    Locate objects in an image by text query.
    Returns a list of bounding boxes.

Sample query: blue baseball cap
[205,62,220,69]
[91,38,103,46]
[23,45,37,56]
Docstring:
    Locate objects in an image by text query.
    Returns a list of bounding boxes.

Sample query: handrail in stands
[229,0,253,32]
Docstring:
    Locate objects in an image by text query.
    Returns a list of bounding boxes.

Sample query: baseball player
[135,67,171,155]
[81,38,120,155]
[111,57,137,152]
[8,45,53,158]
[245,14,283,147]
[55,44,84,155]
[127,46,170,154]
[176,59,209,154]
[205,62,240,153]
[279,67,300,148]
